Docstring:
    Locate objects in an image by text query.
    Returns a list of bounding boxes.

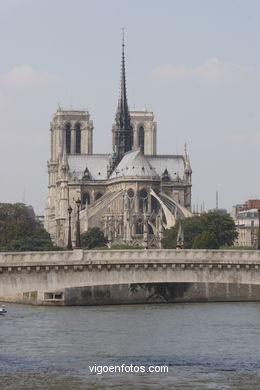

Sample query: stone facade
[44,42,192,248]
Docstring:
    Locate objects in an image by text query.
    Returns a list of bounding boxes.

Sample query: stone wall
[63,283,260,305]
[3,282,260,306]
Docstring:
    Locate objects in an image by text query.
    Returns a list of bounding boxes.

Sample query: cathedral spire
[114,29,133,165]
[118,28,129,129]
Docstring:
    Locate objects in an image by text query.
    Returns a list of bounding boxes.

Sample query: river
[1,302,260,389]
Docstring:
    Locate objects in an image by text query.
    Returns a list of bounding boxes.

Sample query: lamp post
[75,198,81,249]
[67,205,73,250]
[258,208,260,250]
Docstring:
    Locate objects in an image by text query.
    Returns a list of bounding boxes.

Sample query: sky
[0,0,260,215]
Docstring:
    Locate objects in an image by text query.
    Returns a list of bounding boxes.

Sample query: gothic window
[95,192,103,201]
[82,192,90,207]
[140,188,148,199]
[139,188,148,212]
[75,123,81,154]
[136,219,144,235]
[138,126,144,152]
[82,167,91,180]
[162,168,170,181]
[127,188,135,199]
[65,123,71,153]
[125,126,133,153]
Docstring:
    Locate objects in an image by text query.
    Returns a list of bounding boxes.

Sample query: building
[44,39,192,248]
[231,200,260,247]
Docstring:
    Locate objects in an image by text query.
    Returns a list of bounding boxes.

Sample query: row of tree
[0,203,238,251]
[0,203,109,251]
[162,213,238,249]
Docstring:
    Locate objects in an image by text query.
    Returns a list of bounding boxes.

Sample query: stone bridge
[1,249,260,304]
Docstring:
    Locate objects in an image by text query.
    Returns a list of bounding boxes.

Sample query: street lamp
[75,198,81,249]
[67,205,73,250]
[257,209,260,250]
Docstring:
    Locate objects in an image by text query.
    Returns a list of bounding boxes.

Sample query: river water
[1,302,260,389]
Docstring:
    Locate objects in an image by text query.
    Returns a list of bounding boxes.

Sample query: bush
[80,227,108,249]
[110,244,143,250]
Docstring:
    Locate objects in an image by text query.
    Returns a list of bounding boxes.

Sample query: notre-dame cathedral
[44,39,192,248]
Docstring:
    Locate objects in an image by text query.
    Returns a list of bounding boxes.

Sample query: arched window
[139,188,148,212]
[138,126,144,152]
[82,192,90,207]
[75,123,81,154]
[136,219,144,235]
[95,192,103,201]
[65,123,71,153]
[125,126,133,153]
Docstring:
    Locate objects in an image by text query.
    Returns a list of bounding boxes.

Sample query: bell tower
[130,109,157,155]
[50,107,93,161]
[45,107,94,241]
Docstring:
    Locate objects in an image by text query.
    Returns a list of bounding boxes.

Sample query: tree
[162,212,238,249]
[192,231,218,249]
[80,227,108,249]
[162,216,204,249]
[161,226,177,249]
[201,212,238,248]
[0,203,56,251]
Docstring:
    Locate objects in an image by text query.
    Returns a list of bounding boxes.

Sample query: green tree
[192,231,218,249]
[162,216,204,249]
[161,226,177,249]
[80,227,108,249]
[201,212,238,248]
[162,212,237,249]
[0,203,56,251]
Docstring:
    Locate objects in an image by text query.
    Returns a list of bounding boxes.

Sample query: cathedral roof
[147,155,185,180]
[109,149,185,180]
[68,154,110,180]
[110,149,158,179]
[67,150,186,182]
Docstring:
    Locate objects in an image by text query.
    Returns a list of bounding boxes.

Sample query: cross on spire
[122,27,125,47]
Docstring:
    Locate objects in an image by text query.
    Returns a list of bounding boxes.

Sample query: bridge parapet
[1,249,260,273]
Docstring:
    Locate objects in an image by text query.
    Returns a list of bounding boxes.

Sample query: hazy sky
[0,0,260,214]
